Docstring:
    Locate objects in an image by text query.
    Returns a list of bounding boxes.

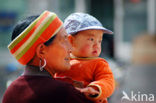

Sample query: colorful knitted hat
[8,11,63,65]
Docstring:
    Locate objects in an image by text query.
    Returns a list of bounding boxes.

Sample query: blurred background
[0,0,156,102]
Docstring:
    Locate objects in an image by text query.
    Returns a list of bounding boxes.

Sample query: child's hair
[12,15,55,46]
[64,12,113,35]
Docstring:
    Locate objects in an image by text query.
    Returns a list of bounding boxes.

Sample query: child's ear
[36,43,46,58]
[68,35,74,46]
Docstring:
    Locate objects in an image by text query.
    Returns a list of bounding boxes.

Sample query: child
[55,13,115,103]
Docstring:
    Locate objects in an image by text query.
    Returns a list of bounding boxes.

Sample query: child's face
[69,29,104,58]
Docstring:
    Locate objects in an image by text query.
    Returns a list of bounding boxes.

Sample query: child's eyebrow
[85,33,95,37]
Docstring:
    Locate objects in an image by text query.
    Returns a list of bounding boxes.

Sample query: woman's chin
[59,64,71,72]
[64,64,71,70]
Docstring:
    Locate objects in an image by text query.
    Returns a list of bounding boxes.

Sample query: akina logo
[121,91,155,102]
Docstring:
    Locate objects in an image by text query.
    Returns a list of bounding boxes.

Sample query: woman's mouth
[64,57,70,61]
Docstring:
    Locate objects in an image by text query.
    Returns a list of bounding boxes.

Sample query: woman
[2,11,93,103]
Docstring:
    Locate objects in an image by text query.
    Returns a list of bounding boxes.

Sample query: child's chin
[91,54,99,57]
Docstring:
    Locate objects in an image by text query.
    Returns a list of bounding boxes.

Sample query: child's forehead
[76,30,104,37]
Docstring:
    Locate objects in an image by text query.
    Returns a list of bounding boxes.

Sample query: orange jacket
[56,57,115,102]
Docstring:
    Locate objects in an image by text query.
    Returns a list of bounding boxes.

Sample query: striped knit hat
[8,11,63,65]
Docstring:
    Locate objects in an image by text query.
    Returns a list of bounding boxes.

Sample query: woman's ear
[36,43,46,58]
[68,35,74,46]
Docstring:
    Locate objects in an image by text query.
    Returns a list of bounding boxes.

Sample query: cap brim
[78,26,113,34]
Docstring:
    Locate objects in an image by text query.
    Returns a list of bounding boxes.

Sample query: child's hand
[76,87,105,103]
[75,87,99,97]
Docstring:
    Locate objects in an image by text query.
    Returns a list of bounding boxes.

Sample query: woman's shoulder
[4,75,92,103]
[19,75,75,94]
[13,75,71,88]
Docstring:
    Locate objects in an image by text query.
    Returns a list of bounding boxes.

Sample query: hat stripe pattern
[8,11,63,65]
[9,11,49,53]
[13,13,55,59]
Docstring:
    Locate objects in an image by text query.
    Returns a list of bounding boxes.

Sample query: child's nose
[93,42,99,48]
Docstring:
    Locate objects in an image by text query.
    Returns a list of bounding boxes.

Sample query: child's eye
[88,38,94,41]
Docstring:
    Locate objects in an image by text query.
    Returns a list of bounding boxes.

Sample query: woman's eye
[64,35,68,41]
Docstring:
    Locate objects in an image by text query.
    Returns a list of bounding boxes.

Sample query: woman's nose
[66,40,72,52]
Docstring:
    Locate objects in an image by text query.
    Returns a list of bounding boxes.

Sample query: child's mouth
[92,51,97,54]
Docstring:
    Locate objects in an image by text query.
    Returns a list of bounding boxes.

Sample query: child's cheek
[79,44,91,55]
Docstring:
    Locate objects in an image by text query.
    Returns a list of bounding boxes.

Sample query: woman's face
[44,27,71,74]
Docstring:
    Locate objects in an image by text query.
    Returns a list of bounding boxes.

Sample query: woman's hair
[11,15,55,46]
